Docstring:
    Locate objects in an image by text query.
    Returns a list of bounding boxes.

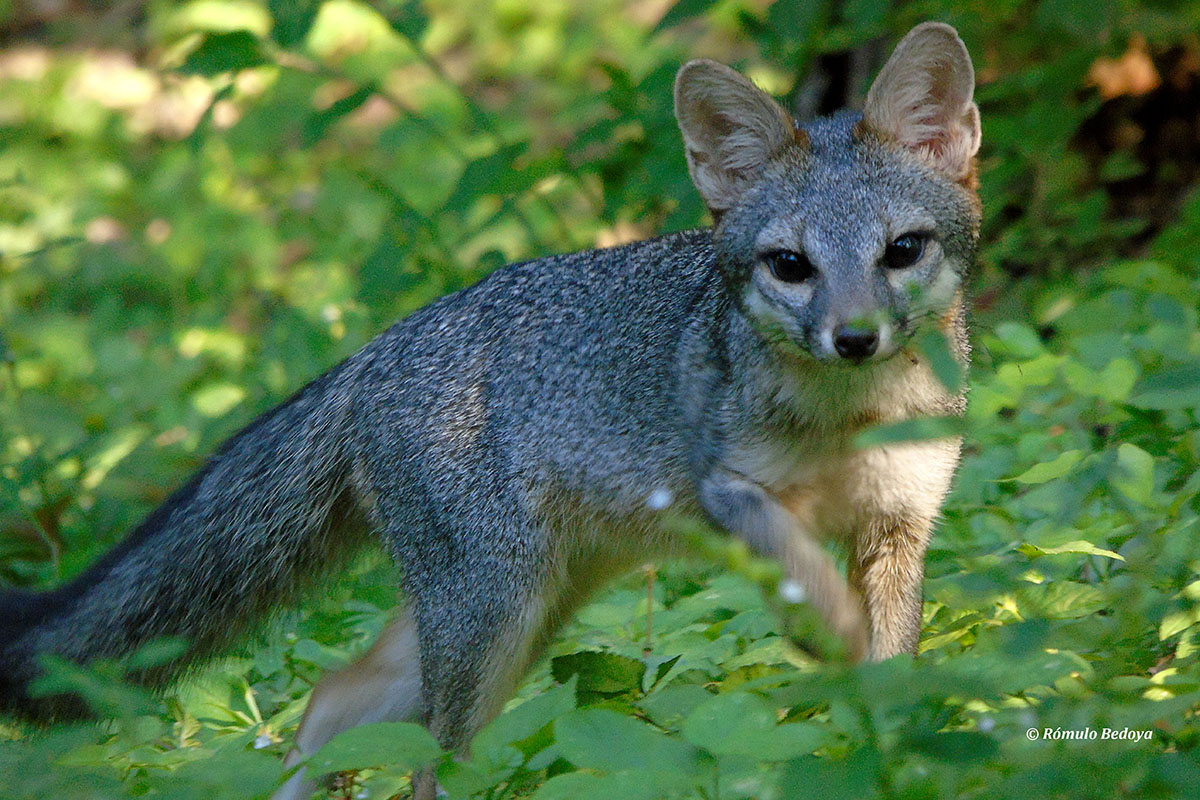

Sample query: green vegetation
[2,1,1199,797]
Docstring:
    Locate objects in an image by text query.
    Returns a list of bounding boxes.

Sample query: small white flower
[646,487,673,510]
[779,579,806,604]
[978,716,995,733]
[253,732,272,750]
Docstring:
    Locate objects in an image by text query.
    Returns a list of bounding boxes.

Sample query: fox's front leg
[699,468,869,661]
[848,515,931,661]
[846,438,961,661]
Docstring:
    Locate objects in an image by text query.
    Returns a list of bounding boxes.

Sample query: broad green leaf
[471,677,575,762]
[289,638,349,670]
[307,722,442,774]
[682,691,826,760]
[162,747,284,800]
[178,31,269,76]
[553,709,700,779]
[444,144,529,209]
[533,771,665,800]
[1130,366,1200,410]
[550,651,644,697]
[1016,581,1107,619]
[1006,450,1084,484]
[853,415,965,448]
[1112,443,1155,506]
[192,382,246,416]
[905,730,998,763]
[1064,357,1138,402]
[81,426,147,490]
[269,0,321,47]
[382,0,429,41]
[780,750,880,800]
[917,328,965,393]
[1017,540,1124,561]
[656,0,720,31]
[303,86,374,146]
[639,685,716,727]
[1161,608,1200,640]
[991,321,1045,359]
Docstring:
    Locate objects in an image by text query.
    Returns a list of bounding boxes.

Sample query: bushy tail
[0,360,371,721]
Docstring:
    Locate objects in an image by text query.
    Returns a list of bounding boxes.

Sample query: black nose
[833,324,879,361]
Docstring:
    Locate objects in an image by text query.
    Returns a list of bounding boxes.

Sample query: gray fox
[0,21,981,800]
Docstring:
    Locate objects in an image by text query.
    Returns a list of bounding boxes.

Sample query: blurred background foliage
[1,0,1199,798]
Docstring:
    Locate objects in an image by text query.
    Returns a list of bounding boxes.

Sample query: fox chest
[723,432,961,539]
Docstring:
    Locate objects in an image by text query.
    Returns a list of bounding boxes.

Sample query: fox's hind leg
[410,557,554,752]
[274,607,423,800]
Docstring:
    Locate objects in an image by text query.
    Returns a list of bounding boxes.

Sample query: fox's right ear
[674,60,798,216]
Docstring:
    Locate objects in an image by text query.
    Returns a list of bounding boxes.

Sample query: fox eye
[763,250,816,283]
[883,233,928,270]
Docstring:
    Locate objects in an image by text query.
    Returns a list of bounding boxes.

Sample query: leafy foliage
[2,1,1199,798]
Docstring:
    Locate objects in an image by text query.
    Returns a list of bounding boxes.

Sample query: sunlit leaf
[1006,450,1085,483]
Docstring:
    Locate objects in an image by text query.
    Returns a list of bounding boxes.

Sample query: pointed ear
[861,22,981,182]
[674,59,798,215]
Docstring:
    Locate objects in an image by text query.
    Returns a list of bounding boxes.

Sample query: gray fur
[1,24,982,788]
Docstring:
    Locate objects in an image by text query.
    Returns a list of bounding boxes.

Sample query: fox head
[674,22,981,366]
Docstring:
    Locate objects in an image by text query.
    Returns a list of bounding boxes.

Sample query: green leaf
[1034,0,1116,37]
[853,415,965,448]
[445,144,530,209]
[1160,607,1200,640]
[553,709,700,779]
[1064,357,1139,402]
[917,328,965,393]
[164,746,284,800]
[1017,540,1124,561]
[471,677,576,762]
[1130,366,1200,410]
[991,321,1045,359]
[303,87,374,146]
[780,750,879,800]
[269,0,322,48]
[550,651,645,697]
[905,730,998,763]
[29,656,159,718]
[844,0,887,32]
[307,722,442,774]
[290,638,349,670]
[534,771,665,800]
[1016,581,1107,619]
[126,637,189,671]
[682,691,826,760]
[1006,450,1084,484]
[178,31,269,77]
[1112,443,1155,506]
[639,685,716,727]
[382,0,430,42]
[656,0,720,31]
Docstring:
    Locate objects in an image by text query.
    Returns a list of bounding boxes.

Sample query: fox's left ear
[861,22,981,183]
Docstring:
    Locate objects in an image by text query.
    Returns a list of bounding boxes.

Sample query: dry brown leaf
[1088,34,1161,100]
